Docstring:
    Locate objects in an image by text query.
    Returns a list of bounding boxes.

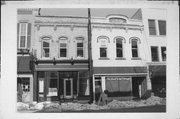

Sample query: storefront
[33,59,91,102]
[93,67,149,101]
[149,65,166,97]
[17,56,33,103]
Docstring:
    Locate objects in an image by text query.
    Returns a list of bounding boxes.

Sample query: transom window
[42,39,50,58]
[76,37,84,58]
[158,20,166,35]
[151,46,159,62]
[148,19,156,35]
[131,39,139,58]
[19,23,28,48]
[116,38,123,58]
[59,37,68,58]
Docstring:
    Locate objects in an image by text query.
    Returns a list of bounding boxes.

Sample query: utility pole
[88,8,93,103]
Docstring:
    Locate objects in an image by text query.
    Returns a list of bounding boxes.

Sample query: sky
[40,8,139,19]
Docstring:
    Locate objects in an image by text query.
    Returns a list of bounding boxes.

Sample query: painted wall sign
[106,77,130,81]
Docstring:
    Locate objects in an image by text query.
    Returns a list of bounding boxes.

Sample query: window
[131,40,138,58]
[76,37,84,58]
[151,46,159,62]
[19,23,28,48]
[161,47,166,61]
[42,40,50,58]
[116,38,123,57]
[148,19,156,35]
[59,37,68,58]
[158,20,166,35]
[100,39,107,58]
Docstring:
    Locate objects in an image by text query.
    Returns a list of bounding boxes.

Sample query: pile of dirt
[17,96,166,111]
[60,103,109,111]
[17,102,29,111]
[105,96,166,109]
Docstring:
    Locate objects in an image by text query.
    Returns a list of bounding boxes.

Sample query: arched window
[129,37,141,58]
[114,37,125,58]
[76,37,84,58]
[41,36,51,58]
[97,36,110,58]
[59,37,68,58]
[131,39,139,58]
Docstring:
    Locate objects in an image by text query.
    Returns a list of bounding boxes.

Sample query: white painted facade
[141,8,167,64]
[91,16,149,67]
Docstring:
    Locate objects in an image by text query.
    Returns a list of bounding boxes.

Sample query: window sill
[149,35,166,37]
[98,57,110,60]
[115,57,126,60]
[131,57,141,60]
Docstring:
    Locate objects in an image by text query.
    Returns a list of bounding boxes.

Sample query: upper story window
[161,47,166,61]
[131,39,139,58]
[97,36,110,59]
[116,38,124,58]
[151,46,159,62]
[59,37,68,58]
[148,19,156,35]
[76,37,84,58]
[19,23,28,49]
[100,39,107,58]
[158,20,166,35]
[17,22,31,50]
[41,37,51,58]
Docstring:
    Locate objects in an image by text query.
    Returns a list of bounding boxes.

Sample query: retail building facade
[17,8,166,103]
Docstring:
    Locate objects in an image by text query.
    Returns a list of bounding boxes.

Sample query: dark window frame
[148,19,157,35]
[151,46,159,62]
[158,20,166,35]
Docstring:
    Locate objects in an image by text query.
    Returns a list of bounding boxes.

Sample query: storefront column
[101,76,106,92]
[33,71,37,102]
[30,76,33,103]
[92,75,95,103]
[147,76,152,91]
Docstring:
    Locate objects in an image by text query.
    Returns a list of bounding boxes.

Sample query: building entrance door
[64,78,73,99]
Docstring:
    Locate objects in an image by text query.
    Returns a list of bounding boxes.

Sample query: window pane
[100,48,107,57]
[77,48,83,57]
[158,21,166,35]
[161,47,166,61]
[116,40,122,48]
[117,49,123,57]
[60,43,66,47]
[43,41,49,47]
[148,20,156,35]
[79,78,89,95]
[43,49,49,57]
[50,79,57,88]
[151,47,159,61]
[77,43,83,47]
[60,49,67,57]
[132,40,137,48]
[132,49,138,57]
[20,23,26,36]
[20,36,26,47]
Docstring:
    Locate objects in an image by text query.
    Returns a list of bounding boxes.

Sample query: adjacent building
[142,8,166,97]
[17,8,166,103]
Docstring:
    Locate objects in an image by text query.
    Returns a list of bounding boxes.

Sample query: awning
[93,67,147,75]
[17,56,32,74]
[149,65,166,77]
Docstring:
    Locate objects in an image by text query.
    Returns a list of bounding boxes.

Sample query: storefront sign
[47,88,58,96]
[106,77,130,81]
